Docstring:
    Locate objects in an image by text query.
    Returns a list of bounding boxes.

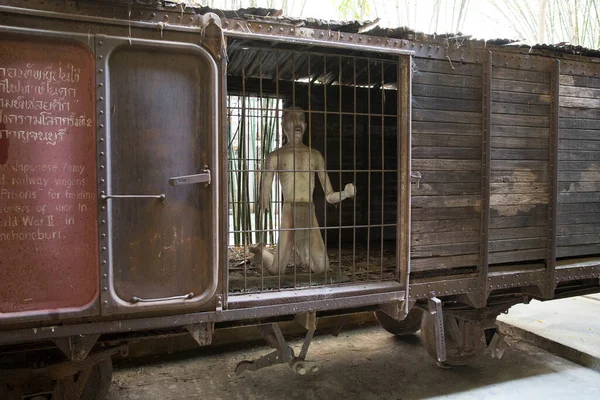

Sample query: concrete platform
[497,294,600,371]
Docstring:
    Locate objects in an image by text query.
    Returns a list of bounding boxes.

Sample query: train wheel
[375,307,424,336]
[53,357,113,400]
[420,311,486,366]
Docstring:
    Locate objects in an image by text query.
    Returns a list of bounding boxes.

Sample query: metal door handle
[101,194,166,201]
[169,169,211,186]
[131,292,194,303]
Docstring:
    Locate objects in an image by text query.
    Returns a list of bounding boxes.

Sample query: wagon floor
[228,245,397,293]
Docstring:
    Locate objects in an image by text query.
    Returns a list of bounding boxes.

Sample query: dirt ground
[107,325,600,400]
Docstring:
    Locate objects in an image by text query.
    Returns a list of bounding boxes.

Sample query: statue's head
[281,106,306,143]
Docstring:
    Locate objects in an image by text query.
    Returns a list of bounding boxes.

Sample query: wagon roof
[146,1,600,59]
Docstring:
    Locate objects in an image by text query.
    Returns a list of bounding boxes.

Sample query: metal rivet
[98,69,103,73]
[102,233,106,237]
[280,27,284,32]
[99,97,104,102]
[99,124,104,128]
[99,138,104,142]
[152,12,156,17]
[269,26,273,31]
[99,83,104,87]
[104,301,108,305]
[258,24,263,29]
[102,246,107,250]
[100,165,105,169]
[103,287,108,291]
[99,55,103,59]
[100,110,104,115]
[101,179,105,183]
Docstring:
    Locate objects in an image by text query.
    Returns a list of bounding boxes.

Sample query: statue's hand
[344,183,356,198]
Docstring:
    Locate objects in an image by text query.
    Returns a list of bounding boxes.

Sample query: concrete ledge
[497,295,600,372]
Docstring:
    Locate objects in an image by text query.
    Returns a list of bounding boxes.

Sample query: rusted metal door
[0,28,99,323]
[97,36,219,314]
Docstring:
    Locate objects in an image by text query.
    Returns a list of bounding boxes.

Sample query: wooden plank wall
[410,59,483,272]
[489,64,551,265]
[558,72,600,258]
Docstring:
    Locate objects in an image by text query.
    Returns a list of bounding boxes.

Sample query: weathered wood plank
[558,213,600,225]
[491,114,550,127]
[413,96,482,112]
[560,84,600,100]
[559,139,600,151]
[412,218,480,234]
[414,72,482,88]
[489,249,547,264]
[490,215,548,229]
[560,96,600,109]
[557,244,600,258]
[558,151,600,161]
[412,182,481,196]
[490,193,548,206]
[492,102,550,116]
[412,146,481,160]
[411,231,479,246]
[489,237,547,252]
[491,136,549,149]
[412,195,481,208]
[492,125,549,138]
[492,148,549,161]
[491,160,548,170]
[413,159,481,171]
[491,204,548,217]
[493,68,551,83]
[413,109,481,124]
[559,107,600,119]
[413,133,481,148]
[560,74,600,89]
[558,234,600,246]
[411,242,480,258]
[412,206,480,221]
[410,254,480,271]
[415,59,483,76]
[558,182,600,193]
[557,223,600,236]
[492,90,550,105]
[558,192,600,203]
[412,84,482,100]
[492,170,548,183]
[492,79,550,94]
[560,118,600,130]
[417,171,481,183]
[558,161,600,171]
[412,121,481,135]
[491,183,548,194]
[490,226,547,240]
[558,202,600,214]
[559,129,600,141]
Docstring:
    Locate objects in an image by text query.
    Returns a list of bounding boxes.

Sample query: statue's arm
[314,151,356,204]
[259,153,277,210]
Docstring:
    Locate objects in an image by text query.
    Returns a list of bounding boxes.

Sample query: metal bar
[308,52,312,288]
[477,51,492,308]
[338,55,343,283]
[131,293,194,303]
[366,58,372,281]
[380,60,385,281]
[323,54,329,285]
[259,51,265,292]
[292,51,297,289]
[100,194,165,200]
[398,56,412,313]
[275,51,282,291]
[298,329,315,360]
[546,59,560,298]
[353,57,358,283]
[168,170,211,186]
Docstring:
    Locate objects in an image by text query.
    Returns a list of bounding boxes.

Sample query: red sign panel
[0,35,98,315]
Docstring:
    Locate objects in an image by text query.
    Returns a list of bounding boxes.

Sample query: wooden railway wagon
[1,0,599,398]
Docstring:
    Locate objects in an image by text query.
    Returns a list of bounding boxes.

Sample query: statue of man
[251,107,356,275]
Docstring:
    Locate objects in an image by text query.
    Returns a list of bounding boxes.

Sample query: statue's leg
[269,203,294,275]
[308,204,329,274]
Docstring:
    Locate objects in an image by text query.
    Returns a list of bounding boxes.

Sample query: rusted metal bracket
[488,331,509,359]
[53,334,100,362]
[427,295,446,363]
[200,12,225,61]
[378,299,415,321]
[235,322,319,376]
[185,322,213,347]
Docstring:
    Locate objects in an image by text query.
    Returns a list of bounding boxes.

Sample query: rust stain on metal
[0,34,98,314]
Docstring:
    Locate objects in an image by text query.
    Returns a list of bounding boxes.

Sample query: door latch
[411,171,422,189]
[169,169,211,187]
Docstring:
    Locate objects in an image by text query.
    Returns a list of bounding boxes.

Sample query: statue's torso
[270,145,321,203]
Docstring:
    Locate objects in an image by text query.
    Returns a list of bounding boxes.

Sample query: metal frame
[96,34,220,314]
